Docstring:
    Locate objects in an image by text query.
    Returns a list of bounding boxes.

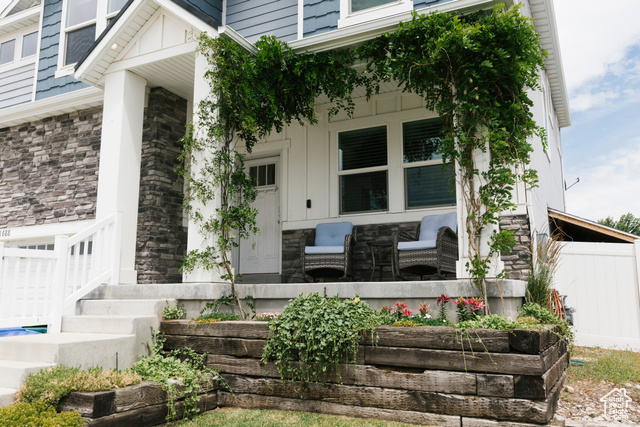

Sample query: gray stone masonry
[499,214,532,280]
[135,87,188,284]
[284,214,532,283]
[0,107,102,228]
[283,221,421,283]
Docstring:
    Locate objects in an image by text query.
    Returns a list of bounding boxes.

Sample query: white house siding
[525,70,566,236]
[248,90,457,231]
[555,241,640,350]
[0,63,34,109]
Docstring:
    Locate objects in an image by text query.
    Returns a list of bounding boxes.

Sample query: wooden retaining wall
[158,320,568,426]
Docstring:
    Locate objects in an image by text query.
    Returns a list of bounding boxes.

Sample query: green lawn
[178,408,418,427]
[569,346,640,384]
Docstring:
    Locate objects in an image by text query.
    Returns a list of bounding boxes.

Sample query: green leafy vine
[180,4,546,309]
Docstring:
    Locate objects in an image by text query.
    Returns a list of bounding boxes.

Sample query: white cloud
[553,0,640,93]
[569,90,619,113]
[565,144,640,220]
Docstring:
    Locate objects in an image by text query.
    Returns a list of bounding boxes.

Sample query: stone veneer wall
[283,215,532,282]
[500,214,532,280]
[135,87,188,284]
[282,221,422,282]
[0,107,102,228]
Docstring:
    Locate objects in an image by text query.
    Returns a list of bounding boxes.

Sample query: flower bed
[159,320,568,426]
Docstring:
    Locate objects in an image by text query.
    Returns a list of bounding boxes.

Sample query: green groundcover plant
[0,401,84,427]
[130,330,226,422]
[262,293,378,385]
[16,365,140,407]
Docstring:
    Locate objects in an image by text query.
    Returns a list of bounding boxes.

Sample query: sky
[552,0,640,221]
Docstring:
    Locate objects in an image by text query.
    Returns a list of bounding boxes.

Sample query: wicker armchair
[394,212,458,279]
[301,222,355,281]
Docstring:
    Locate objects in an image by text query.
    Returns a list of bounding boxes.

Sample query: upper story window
[61,0,127,67]
[0,31,39,67]
[0,39,16,64]
[339,0,413,28]
[351,0,396,12]
[21,32,38,58]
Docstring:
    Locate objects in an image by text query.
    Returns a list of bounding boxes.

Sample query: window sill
[338,0,414,29]
[54,66,75,79]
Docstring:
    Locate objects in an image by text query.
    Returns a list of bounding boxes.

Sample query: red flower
[436,294,451,305]
[402,308,413,317]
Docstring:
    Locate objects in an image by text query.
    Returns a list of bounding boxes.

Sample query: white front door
[239,158,281,274]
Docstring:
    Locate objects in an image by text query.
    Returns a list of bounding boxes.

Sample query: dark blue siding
[303,0,338,38]
[172,0,223,27]
[35,0,87,100]
[227,0,298,42]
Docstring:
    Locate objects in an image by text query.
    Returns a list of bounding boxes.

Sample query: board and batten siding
[555,241,640,351]
[0,64,35,109]
[35,0,87,100]
[226,0,297,42]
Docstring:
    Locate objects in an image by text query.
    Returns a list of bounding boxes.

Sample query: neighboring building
[0,0,571,287]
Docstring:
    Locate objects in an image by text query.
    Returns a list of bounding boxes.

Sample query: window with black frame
[402,118,456,209]
[338,125,388,214]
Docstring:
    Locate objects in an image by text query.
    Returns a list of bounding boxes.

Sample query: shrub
[16,365,140,407]
[262,293,378,385]
[0,401,83,427]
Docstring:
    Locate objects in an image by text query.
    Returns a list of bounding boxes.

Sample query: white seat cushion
[398,240,437,251]
[305,245,345,255]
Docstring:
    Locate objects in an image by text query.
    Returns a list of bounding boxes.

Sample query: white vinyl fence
[555,240,640,350]
[0,213,121,332]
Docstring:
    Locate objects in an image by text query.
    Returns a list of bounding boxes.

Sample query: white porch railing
[0,213,121,333]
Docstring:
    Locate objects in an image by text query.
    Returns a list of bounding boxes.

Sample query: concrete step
[0,387,16,408]
[0,333,138,370]
[77,298,172,316]
[61,314,160,335]
[0,360,55,389]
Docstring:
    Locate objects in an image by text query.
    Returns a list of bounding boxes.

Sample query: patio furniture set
[301,212,458,282]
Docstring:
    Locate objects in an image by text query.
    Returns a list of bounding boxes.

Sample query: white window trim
[56,0,121,75]
[338,0,413,29]
[329,108,450,218]
[0,25,39,73]
[335,124,391,215]
[400,117,453,210]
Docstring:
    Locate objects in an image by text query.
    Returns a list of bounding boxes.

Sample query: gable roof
[74,0,571,127]
[0,0,39,37]
[74,0,219,89]
[0,0,39,19]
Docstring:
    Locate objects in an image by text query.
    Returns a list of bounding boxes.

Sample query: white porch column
[96,70,147,284]
[455,148,505,279]
[183,50,225,283]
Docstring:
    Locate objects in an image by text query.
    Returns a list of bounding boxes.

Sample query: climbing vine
[180,4,546,311]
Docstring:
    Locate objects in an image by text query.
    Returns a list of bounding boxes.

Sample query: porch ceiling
[130,52,196,102]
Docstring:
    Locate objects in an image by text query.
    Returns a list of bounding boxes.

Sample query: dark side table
[367,242,396,281]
